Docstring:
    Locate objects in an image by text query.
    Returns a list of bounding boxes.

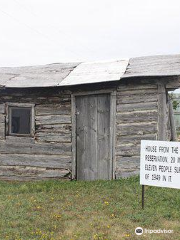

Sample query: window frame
[6,103,35,137]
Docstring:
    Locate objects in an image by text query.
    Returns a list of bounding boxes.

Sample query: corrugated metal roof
[123,55,180,78]
[0,55,180,88]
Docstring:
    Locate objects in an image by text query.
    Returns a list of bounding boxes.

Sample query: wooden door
[76,94,111,180]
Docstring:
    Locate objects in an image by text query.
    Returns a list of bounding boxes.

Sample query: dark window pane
[10,108,31,134]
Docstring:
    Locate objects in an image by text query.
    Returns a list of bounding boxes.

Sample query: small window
[7,105,34,136]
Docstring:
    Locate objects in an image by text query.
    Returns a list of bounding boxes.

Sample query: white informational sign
[140,140,180,189]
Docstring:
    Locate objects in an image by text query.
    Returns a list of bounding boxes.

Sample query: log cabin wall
[0,88,72,180]
[115,78,160,178]
[0,78,174,181]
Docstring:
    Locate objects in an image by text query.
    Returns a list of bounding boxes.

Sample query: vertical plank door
[76,94,111,180]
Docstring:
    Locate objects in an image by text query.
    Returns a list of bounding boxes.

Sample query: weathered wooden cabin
[0,55,180,181]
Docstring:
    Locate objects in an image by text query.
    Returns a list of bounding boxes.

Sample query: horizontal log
[117,133,157,144]
[36,97,70,104]
[117,83,158,90]
[115,170,140,179]
[0,165,71,180]
[0,141,71,155]
[117,93,158,104]
[166,78,180,89]
[115,155,140,178]
[36,95,71,99]
[116,122,158,136]
[0,96,71,105]
[116,144,140,156]
[36,115,71,125]
[116,111,158,124]
[117,88,157,96]
[36,123,71,133]
[0,90,71,98]
[117,102,158,112]
[0,154,71,169]
[116,155,140,169]
[35,132,71,143]
[35,104,71,116]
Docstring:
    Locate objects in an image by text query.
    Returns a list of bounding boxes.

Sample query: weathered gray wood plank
[116,93,158,104]
[97,94,111,180]
[116,111,158,124]
[117,88,157,96]
[35,104,71,116]
[76,96,87,180]
[117,83,158,90]
[117,133,157,144]
[0,96,71,105]
[0,166,71,180]
[116,122,158,136]
[117,102,158,112]
[116,144,140,156]
[35,132,71,143]
[166,77,180,90]
[157,82,167,140]
[115,155,140,178]
[86,95,98,180]
[169,98,177,141]
[36,115,71,125]
[36,123,71,133]
[0,141,71,155]
[116,156,140,169]
[0,154,71,169]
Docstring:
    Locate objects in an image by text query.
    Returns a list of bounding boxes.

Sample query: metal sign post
[142,185,144,209]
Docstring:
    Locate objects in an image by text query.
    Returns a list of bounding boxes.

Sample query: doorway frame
[71,89,116,180]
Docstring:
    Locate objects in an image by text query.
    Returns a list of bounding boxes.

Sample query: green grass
[0,176,180,240]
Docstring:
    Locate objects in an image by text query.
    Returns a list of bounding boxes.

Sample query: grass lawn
[0,176,180,240]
